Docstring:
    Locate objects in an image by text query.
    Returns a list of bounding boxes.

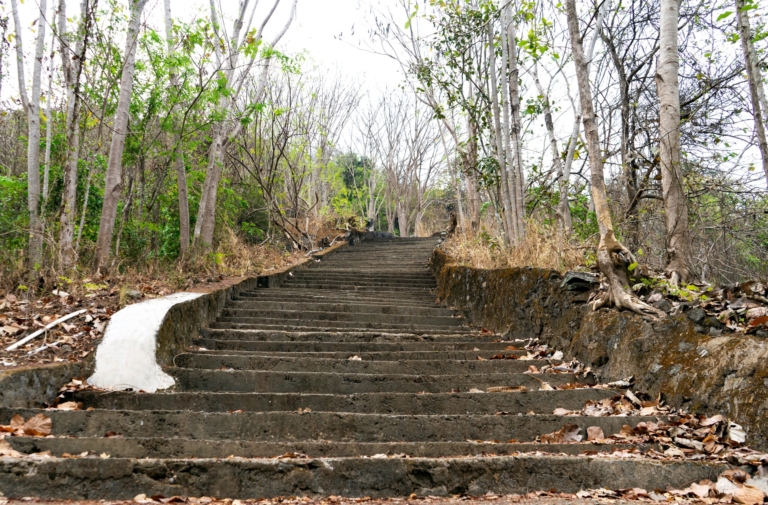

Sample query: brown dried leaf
[587,426,605,441]
[541,424,583,444]
[0,438,22,457]
[10,415,24,431]
[486,386,528,393]
[23,413,52,436]
[732,486,765,505]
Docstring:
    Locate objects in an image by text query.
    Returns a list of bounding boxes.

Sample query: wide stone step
[218,309,462,327]
[199,328,496,342]
[188,349,522,361]
[0,409,660,442]
[225,301,454,317]
[9,437,646,459]
[298,269,435,278]
[209,320,468,333]
[0,455,726,500]
[174,353,540,372]
[70,389,610,414]
[192,340,504,353]
[235,291,438,307]
[280,282,435,291]
[168,369,591,393]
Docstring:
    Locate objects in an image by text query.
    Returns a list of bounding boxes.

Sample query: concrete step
[9,437,649,459]
[192,340,507,353]
[225,300,454,317]
[199,328,495,342]
[278,282,435,291]
[218,309,463,327]
[0,409,660,443]
[0,454,726,500]
[188,349,522,361]
[168,369,592,393]
[235,291,439,307]
[209,320,469,333]
[69,389,609,414]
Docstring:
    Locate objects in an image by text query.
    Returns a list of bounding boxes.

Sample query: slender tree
[11,0,48,270]
[94,0,148,272]
[656,0,692,285]
[566,0,662,317]
[58,0,96,269]
[735,0,768,187]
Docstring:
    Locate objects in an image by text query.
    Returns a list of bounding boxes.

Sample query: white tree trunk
[58,0,91,269]
[11,0,48,270]
[94,0,148,272]
[503,4,526,241]
[164,0,190,256]
[656,0,692,284]
[736,0,768,188]
[487,19,515,242]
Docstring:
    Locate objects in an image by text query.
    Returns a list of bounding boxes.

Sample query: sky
[1,0,406,102]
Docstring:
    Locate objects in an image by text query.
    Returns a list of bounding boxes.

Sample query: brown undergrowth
[441,222,591,273]
[0,229,312,370]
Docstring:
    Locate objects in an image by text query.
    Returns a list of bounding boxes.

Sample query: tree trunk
[736,0,768,188]
[164,0,190,256]
[498,6,520,244]
[464,116,481,231]
[11,0,48,270]
[58,0,93,270]
[656,0,692,285]
[487,20,515,243]
[504,4,526,241]
[94,0,148,273]
[566,0,662,318]
[533,61,572,237]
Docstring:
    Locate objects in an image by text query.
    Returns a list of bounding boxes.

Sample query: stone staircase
[0,238,726,499]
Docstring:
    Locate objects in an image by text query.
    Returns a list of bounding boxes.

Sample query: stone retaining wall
[430,249,768,450]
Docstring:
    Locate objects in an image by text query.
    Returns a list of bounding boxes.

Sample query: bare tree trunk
[503,4,526,241]
[487,20,515,243]
[533,61,572,237]
[656,0,692,285]
[58,0,94,269]
[94,0,148,273]
[736,0,768,188]
[11,0,48,270]
[193,0,297,250]
[498,6,520,244]
[42,13,55,207]
[163,0,190,256]
[566,0,661,318]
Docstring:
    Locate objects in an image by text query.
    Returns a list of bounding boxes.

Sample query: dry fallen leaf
[540,424,583,443]
[22,413,52,436]
[486,386,527,393]
[0,439,22,457]
[587,426,605,441]
[54,401,81,411]
[553,408,571,416]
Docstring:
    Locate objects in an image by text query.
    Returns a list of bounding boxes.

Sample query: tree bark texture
[566,0,662,318]
[504,4,526,241]
[11,0,48,270]
[656,0,692,285]
[735,0,768,188]
[94,0,148,272]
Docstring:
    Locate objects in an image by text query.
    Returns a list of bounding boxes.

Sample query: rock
[688,307,706,324]
[561,271,599,292]
[652,299,672,313]
[126,290,143,300]
[702,316,723,328]
[709,327,723,337]
[756,330,768,338]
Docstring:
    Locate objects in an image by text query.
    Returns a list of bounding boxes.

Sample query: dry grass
[442,221,592,273]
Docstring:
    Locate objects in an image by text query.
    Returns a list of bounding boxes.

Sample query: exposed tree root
[589,231,665,320]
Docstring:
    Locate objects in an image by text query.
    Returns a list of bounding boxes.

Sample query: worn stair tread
[186,349,528,360]
[0,409,665,442]
[172,354,558,372]
[198,328,496,343]
[70,389,613,414]
[192,340,519,352]
[168,368,592,393]
[0,455,727,500]
[9,436,656,459]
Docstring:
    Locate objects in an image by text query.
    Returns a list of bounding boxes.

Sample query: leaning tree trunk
[566,0,662,318]
[94,0,148,273]
[656,0,692,286]
[11,0,48,270]
[736,0,768,188]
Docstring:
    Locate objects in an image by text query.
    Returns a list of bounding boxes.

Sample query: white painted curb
[88,292,203,393]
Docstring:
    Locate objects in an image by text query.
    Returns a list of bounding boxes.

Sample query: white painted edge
[87,292,204,393]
